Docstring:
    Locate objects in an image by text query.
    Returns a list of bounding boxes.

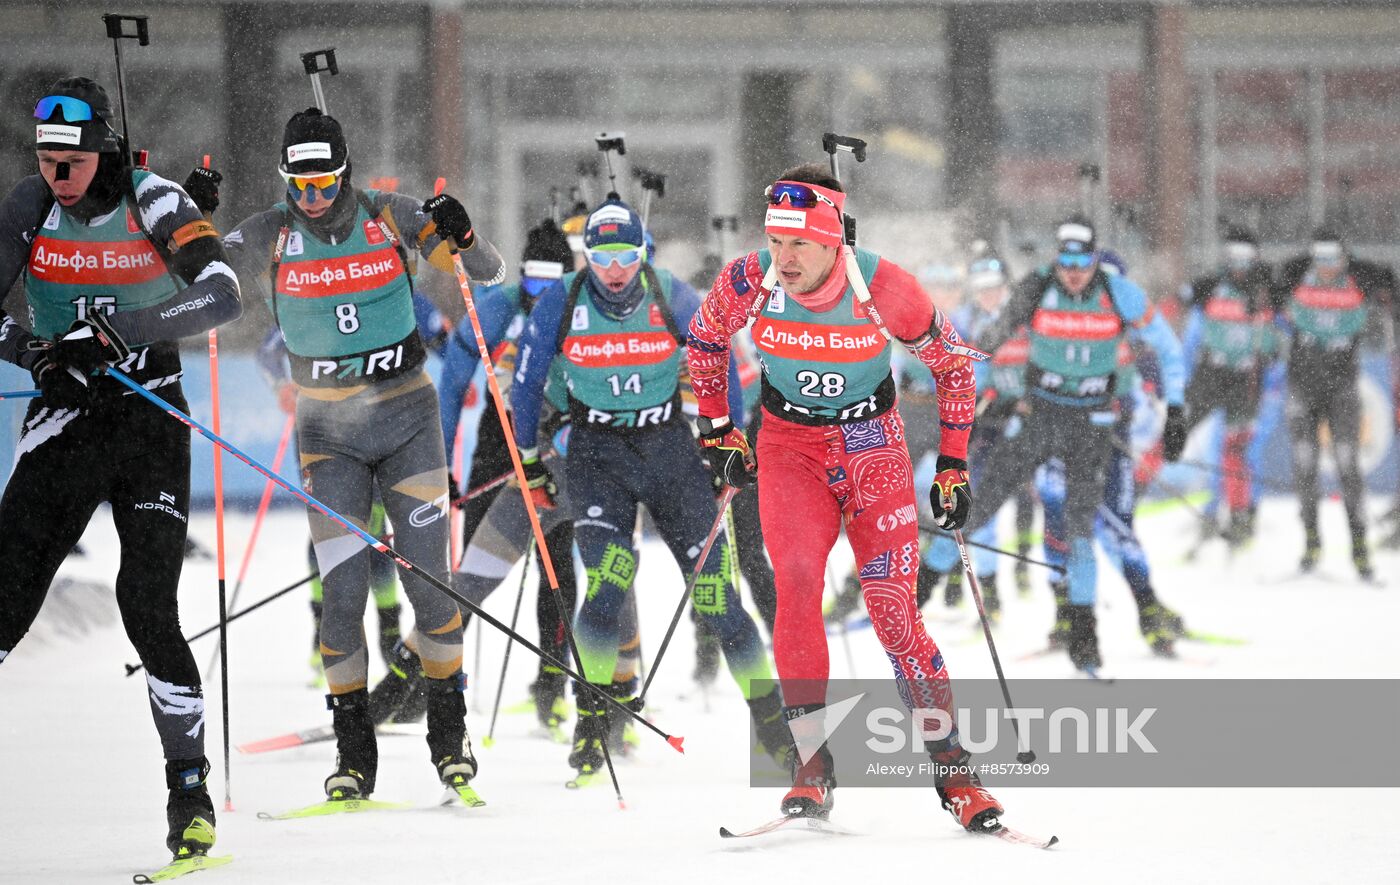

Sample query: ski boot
[977,573,1001,620]
[1047,580,1071,649]
[1299,529,1322,573]
[1223,507,1256,550]
[530,665,569,732]
[1353,541,1374,582]
[325,689,377,799]
[568,684,610,781]
[747,689,795,770]
[932,747,1003,832]
[943,566,963,608]
[604,679,642,759]
[164,756,216,859]
[1067,605,1101,674]
[368,640,426,724]
[1138,600,1183,657]
[780,703,835,819]
[426,677,479,799]
[915,563,942,609]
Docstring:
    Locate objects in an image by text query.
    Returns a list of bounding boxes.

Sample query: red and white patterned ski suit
[687,250,975,717]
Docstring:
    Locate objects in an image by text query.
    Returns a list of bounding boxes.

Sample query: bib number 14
[796,370,846,398]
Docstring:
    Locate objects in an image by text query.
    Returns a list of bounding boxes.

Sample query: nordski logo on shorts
[135,491,186,522]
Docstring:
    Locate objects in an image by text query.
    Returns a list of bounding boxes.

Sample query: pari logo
[310,344,405,382]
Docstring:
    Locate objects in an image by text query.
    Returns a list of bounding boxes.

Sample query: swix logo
[875,505,918,533]
[364,220,385,246]
[408,493,448,527]
[309,344,404,381]
[135,491,186,522]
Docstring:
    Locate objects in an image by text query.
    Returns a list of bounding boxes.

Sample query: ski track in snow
[2,497,1398,884]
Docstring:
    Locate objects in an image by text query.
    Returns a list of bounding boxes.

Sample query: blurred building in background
[4,0,1400,321]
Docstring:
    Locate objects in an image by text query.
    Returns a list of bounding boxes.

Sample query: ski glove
[929,455,972,530]
[423,194,475,250]
[31,354,90,411]
[521,449,557,510]
[1162,404,1187,463]
[183,165,222,216]
[48,314,130,375]
[698,416,756,488]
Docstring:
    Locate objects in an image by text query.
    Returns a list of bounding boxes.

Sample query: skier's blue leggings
[565,419,773,699]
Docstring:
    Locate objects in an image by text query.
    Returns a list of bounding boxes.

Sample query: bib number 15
[73,296,116,321]
[796,370,846,398]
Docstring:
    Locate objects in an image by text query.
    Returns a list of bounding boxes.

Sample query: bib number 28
[796,370,846,398]
[336,303,360,334]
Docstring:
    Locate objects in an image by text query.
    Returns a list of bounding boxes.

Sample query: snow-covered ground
[2,495,1398,884]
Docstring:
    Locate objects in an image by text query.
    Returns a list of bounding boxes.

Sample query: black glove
[521,450,557,510]
[183,165,222,216]
[697,416,756,489]
[929,455,972,530]
[48,314,130,375]
[30,354,90,411]
[423,193,474,250]
[1162,404,1187,463]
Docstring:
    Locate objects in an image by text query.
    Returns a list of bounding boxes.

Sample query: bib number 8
[336,303,360,334]
[797,370,846,398]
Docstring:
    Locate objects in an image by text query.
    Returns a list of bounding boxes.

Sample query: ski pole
[125,573,315,676]
[205,328,234,811]
[483,538,534,748]
[919,522,1065,574]
[435,178,628,804]
[1175,457,1290,495]
[952,529,1036,764]
[0,390,40,400]
[639,484,738,703]
[204,411,295,679]
[101,365,683,753]
[1111,437,1215,533]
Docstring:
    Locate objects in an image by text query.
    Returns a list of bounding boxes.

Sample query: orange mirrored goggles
[278,163,346,193]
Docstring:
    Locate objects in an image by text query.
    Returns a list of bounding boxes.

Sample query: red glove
[698,416,756,488]
[929,455,972,530]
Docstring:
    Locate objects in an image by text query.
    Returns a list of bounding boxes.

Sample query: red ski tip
[434,176,447,196]
[223,801,235,813]
[202,154,211,169]
[667,735,685,754]
[618,800,627,811]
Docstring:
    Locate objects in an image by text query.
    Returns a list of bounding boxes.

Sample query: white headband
[522,260,564,280]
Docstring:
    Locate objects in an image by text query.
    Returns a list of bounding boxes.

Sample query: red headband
[764,181,847,248]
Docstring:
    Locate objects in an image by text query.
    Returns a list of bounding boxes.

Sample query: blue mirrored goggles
[765,181,838,210]
[34,95,94,123]
[1056,251,1096,270]
[586,246,645,268]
